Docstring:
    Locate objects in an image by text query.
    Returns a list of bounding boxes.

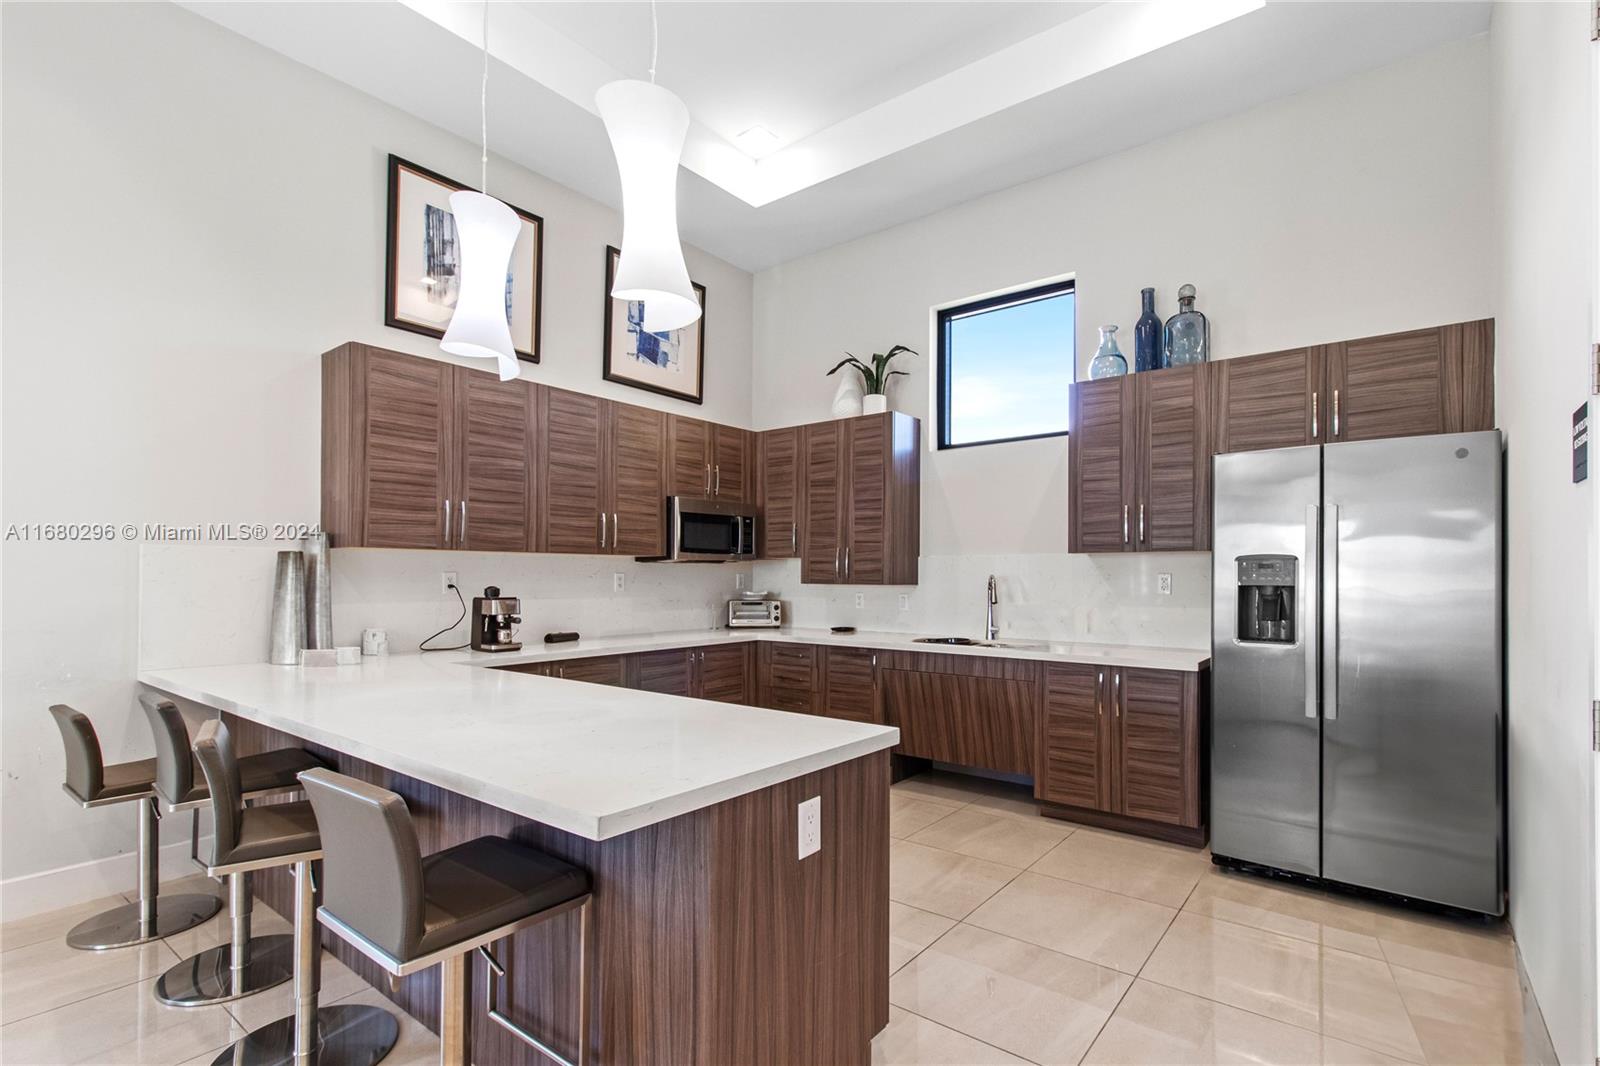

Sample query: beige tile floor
[0,772,1554,1066]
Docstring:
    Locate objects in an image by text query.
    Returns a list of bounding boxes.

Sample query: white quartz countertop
[139,652,899,843]
[474,626,1211,673]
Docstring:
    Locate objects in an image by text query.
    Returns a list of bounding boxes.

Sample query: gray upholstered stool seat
[187,719,397,1066]
[142,694,330,1011]
[48,704,222,950]
[300,769,592,1066]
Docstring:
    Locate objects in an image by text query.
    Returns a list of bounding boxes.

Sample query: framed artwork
[384,154,543,363]
[601,245,706,404]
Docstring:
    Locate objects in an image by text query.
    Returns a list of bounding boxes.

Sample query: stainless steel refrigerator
[1210,430,1504,916]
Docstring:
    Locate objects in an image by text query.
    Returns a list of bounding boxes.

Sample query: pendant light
[596,0,701,333]
[441,1,520,382]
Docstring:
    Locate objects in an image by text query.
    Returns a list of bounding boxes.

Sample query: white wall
[750,36,1494,640]
[1490,3,1598,1063]
[0,2,752,889]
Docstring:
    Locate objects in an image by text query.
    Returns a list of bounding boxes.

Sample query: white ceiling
[181,1,1491,272]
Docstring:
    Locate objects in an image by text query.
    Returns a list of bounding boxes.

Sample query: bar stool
[140,693,329,1007]
[49,704,222,950]
[298,768,592,1066]
[192,720,398,1066]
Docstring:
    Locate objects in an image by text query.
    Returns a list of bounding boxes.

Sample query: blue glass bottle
[1133,288,1161,372]
[1088,325,1127,379]
[1163,284,1209,367]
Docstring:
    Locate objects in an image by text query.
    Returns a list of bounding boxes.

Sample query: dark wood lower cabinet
[633,649,695,696]
[501,656,627,686]
[697,644,751,704]
[822,648,879,723]
[878,654,1036,777]
[758,643,820,714]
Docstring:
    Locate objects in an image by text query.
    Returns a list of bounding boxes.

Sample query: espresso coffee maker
[470,586,522,653]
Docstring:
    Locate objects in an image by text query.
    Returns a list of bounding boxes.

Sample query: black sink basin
[913,636,988,646]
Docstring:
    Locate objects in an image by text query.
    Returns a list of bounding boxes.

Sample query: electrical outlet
[440,571,458,595]
[797,796,821,859]
[1157,573,1173,596]
[854,592,865,609]
[612,572,625,593]
[898,594,910,611]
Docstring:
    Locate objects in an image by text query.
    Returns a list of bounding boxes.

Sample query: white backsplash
[752,553,1213,649]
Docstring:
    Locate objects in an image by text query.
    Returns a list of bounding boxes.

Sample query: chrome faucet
[985,575,999,641]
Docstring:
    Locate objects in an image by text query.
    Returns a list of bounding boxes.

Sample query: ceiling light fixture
[440,0,520,381]
[595,0,700,333]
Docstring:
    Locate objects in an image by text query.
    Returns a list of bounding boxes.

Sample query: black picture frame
[383,153,544,364]
[601,245,707,405]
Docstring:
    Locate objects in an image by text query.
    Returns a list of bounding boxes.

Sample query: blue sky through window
[943,288,1074,447]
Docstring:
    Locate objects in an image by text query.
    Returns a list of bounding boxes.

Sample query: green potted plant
[827,345,916,415]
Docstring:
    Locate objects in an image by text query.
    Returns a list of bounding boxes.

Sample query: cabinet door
[541,389,606,554]
[1138,366,1209,552]
[454,369,535,553]
[1068,377,1133,553]
[801,422,845,583]
[822,648,878,723]
[845,415,887,584]
[1038,664,1111,811]
[697,644,750,704]
[712,425,751,504]
[1114,668,1198,828]
[1326,328,1445,442]
[362,351,454,548]
[668,416,713,497]
[761,643,819,714]
[758,427,801,558]
[880,669,1034,776]
[1212,347,1324,453]
[633,649,694,696]
[608,404,666,556]
[551,656,626,687]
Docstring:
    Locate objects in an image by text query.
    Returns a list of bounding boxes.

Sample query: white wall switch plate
[898,594,910,611]
[612,572,625,593]
[798,796,821,859]
[1157,573,1172,595]
[440,571,458,595]
[854,592,865,608]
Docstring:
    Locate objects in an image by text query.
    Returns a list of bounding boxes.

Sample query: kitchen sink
[913,636,994,646]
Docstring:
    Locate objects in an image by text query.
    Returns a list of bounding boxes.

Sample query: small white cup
[362,628,389,656]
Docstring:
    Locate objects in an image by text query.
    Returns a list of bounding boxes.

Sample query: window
[936,280,1075,449]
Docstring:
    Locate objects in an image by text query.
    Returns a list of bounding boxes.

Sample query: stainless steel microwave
[658,496,756,562]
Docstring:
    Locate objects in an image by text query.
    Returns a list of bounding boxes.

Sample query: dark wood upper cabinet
[1212,346,1324,454]
[607,403,666,557]
[800,413,919,585]
[454,366,537,553]
[667,416,713,498]
[822,647,878,723]
[1067,376,1134,553]
[713,425,752,505]
[539,387,607,554]
[1326,319,1494,442]
[322,343,533,551]
[757,426,801,559]
[1138,365,1210,552]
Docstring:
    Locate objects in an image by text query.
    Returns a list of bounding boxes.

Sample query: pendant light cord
[648,0,658,83]
[479,0,490,194]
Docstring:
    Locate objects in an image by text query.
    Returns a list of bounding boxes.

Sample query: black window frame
[936,278,1076,450]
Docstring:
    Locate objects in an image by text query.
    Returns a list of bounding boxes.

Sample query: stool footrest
[480,944,578,1066]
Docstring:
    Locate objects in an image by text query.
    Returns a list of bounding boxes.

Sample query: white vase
[830,373,864,417]
[862,393,889,415]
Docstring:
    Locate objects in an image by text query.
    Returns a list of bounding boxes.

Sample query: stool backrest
[193,718,244,866]
[298,768,426,961]
[140,693,193,803]
[48,704,103,802]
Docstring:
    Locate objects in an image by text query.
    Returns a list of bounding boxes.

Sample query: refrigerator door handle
[1304,503,1319,719]
[1323,503,1339,721]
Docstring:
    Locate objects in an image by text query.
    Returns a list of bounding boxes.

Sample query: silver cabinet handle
[1096,671,1104,716]
[1312,391,1319,439]
[1304,504,1319,719]
[459,500,467,547]
[1332,389,1341,438]
[791,522,797,554]
[1122,505,1129,545]
[613,513,619,545]
[871,654,877,668]
[844,545,850,577]
[599,510,606,549]
[714,464,721,496]
[443,499,452,546]
[1138,503,1145,543]
[1323,504,1339,720]
[704,462,711,494]
[1113,671,1121,717]
[835,546,840,577]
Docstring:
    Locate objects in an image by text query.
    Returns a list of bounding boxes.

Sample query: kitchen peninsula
[139,652,899,1066]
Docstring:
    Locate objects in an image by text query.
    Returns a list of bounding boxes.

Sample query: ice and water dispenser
[1235,555,1297,644]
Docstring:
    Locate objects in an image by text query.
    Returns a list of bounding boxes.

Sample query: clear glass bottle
[1088,325,1127,379]
[1163,283,1208,367]
[1133,287,1161,372]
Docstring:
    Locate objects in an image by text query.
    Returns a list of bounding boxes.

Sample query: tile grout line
[895,1004,1042,1065]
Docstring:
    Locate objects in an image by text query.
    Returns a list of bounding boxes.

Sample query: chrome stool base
[155,934,295,1006]
[65,893,222,951]
[207,1004,398,1066]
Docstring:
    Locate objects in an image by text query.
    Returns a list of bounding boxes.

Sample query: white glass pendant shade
[596,79,700,333]
[440,190,520,381]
